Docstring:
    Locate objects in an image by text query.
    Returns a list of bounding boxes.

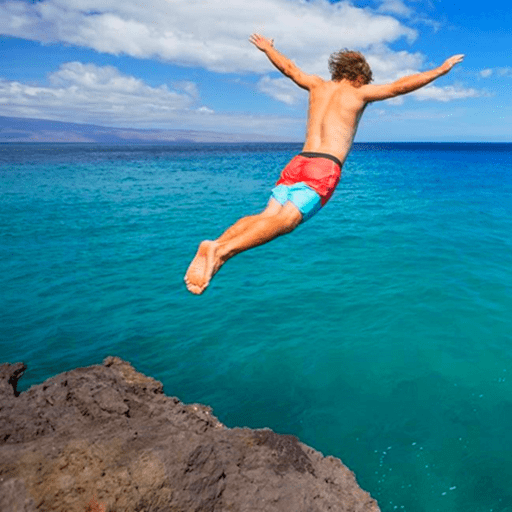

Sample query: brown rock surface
[0,357,380,512]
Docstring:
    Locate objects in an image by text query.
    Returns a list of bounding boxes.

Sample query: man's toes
[194,283,206,295]
[186,282,202,295]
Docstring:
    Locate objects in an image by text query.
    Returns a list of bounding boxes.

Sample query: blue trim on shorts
[270,182,322,223]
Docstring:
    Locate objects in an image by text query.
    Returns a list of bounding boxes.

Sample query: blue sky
[0,0,510,141]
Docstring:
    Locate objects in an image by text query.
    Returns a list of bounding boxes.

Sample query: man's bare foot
[184,240,220,294]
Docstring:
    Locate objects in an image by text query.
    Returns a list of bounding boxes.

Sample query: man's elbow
[282,62,298,78]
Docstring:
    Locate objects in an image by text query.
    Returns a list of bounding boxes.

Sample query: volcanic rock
[0,357,380,512]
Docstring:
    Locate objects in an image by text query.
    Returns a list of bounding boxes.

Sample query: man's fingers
[249,34,263,46]
[249,33,271,45]
[249,33,274,51]
[444,54,464,70]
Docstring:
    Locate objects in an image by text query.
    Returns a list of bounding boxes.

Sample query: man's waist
[299,152,342,168]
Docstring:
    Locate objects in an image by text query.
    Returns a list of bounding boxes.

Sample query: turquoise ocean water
[1,142,512,511]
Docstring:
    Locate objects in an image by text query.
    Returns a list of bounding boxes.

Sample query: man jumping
[184,34,464,294]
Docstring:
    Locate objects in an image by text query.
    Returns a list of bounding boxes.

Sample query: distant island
[0,116,295,144]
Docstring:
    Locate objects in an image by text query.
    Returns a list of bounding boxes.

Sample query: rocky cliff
[0,357,380,512]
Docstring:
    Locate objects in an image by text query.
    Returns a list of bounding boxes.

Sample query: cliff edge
[0,357,380,512]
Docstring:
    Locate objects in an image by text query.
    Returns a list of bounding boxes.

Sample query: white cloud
[411,84,483,102]
[0,62,195,123]
[0,0,417,74]
[2,0,465,111]
[377,0,413,17]
[365,46,425,83]
[0,62,303,135]
[479,67,512,79]
[0,1,482,127]
[257,76,307,105]
[385,96,405,105]
[0,62,196,122]
[173,81,200,99]
[364,105,467,122]
[196,106,215,115]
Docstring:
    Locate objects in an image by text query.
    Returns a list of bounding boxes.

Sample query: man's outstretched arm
[360,54,465,102]
[249,33,322,90]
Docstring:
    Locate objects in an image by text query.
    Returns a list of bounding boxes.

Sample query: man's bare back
[184,35,464,294]
[302,79,367,165]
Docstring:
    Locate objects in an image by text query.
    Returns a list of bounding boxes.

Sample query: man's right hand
[249,33,274,53]
[441,54,465,73]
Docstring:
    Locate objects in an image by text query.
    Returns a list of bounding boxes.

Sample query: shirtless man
[184,34,464,294]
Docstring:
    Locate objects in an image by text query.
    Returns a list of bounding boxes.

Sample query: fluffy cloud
[0,0,417,74]
[0,0,482,129]
[0,62,196,124]
[0,62,303,135]
[411,84,483,102]
[256,76,307,105]
[479,67,512,78]
[376,0,442,31]
[366,46,425,82]
[497,67,512,77]
[377,0,413,17]
[2,0,469,109]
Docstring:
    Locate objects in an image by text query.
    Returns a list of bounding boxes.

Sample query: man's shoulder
[308,75,327,87]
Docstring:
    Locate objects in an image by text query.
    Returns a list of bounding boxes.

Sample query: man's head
[328,50,373,85]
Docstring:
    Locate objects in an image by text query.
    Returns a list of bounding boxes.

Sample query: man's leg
[184,201,301,295]
[214,198,283,244]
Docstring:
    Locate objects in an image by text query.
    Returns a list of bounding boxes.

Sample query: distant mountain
[0,116,293,143]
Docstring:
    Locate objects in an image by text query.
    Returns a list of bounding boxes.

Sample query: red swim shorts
[275,152,342,206]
